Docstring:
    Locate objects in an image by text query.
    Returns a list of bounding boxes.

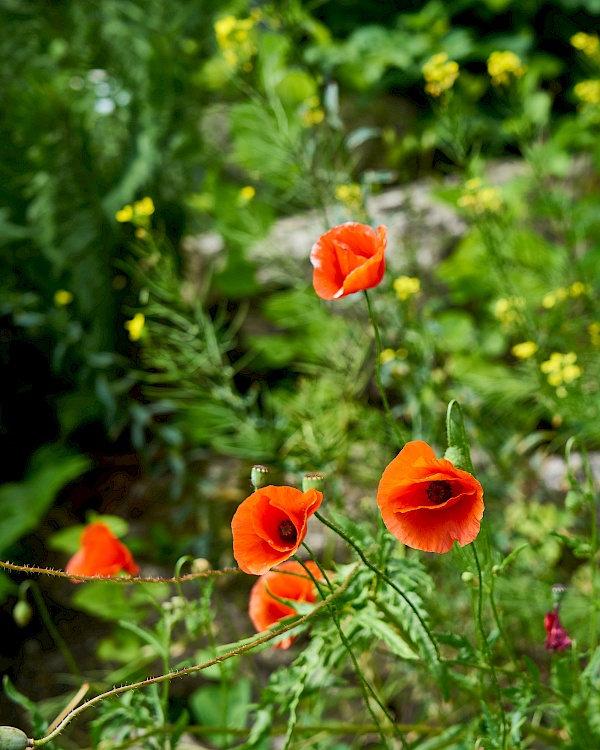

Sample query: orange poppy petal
[310,223,388,300]
[65,522,139,580]
[232,487,323,575]
[248,561,322,649]
[377,441,484,553]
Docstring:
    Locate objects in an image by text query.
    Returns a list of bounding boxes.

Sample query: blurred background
[1,0,599,744]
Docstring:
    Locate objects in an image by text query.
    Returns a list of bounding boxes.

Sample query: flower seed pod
[250,465,269,490]
[0,726,30,750]
[12,601,33,628]
[302,473,325,493]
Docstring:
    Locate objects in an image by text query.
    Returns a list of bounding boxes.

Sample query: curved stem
[471,543,506,750]
[31,565,359,747]
[296,551,406,750]
[363,289,405,447]
[314,511,442,664]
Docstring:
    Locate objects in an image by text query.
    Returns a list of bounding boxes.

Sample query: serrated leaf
[357,608,418,660]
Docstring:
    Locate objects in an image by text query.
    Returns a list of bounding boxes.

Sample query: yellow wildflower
[569,281,591,297]
[511,341,538,359]
[238,185,256,203]
[54,289,73,306]
[570,32,599,57]
[575,80,600,105]
[133,197,155,217]
[379,349,396,365]
[214,14,257,69]
[494,297,525,328]
[335,183,363,210]
[487,51,527,86]
[422,53,459,97]
[540,352,582,388]
[124,313,145,342]
[458,180,502,214]
[302,96,325,127]
[589,322,600,346]
[393,276,421,301]
[116,204,134,223]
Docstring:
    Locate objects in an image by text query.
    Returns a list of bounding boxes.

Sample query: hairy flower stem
[30,566,359,747]
[472,543,507,750]
[363,289,406,448]
[314,512,442,665]
[296,549,407,750]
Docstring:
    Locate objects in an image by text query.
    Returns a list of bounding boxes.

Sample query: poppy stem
[363,289,406,448]
[471,543,507,749]
[30,565,360,747]
[294,553,407,750]
[314,511,443,665]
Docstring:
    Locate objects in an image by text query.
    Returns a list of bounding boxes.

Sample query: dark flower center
[278,519,297,544]
[426,480,453,505]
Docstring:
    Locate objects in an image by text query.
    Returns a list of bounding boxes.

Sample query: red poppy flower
[232,486,323,575]
[65,521,140,580]
[377,441,484,554]
[310,222,387,300]
[544,609,572,651]
[249,561,323,649]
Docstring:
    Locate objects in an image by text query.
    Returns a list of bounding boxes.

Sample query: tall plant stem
[471,543,506,750]
[297,549,407,750]
[30,566,359,747]
[314,512,442,665]
[21,581,80,677]
[363,289,405,448]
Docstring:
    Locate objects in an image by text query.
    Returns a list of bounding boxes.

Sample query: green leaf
[188,679,252,748]
[356,608,419,660]
[445,400,475,474]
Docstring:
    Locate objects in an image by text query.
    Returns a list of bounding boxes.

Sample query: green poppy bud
[250,465,269,491]
[13,601,33,628]
[461,571,475,583]
[551,583,567,607]
[0,726,30,750]
[302,473,325,493]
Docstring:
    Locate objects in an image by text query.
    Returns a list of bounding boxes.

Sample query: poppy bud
[250,465,270,490]
[13,600,33,628]
[461,571,475,583]
[302,473,325,493]
[551,583,567,607]
[0,726,30,750]
[191,557,210,573]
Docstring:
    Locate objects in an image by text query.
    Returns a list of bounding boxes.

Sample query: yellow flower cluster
[487,51,527,86]
[214,12,259,70]
[458,178,502,214]
[54,289,73,306]
[379,348,409,377]
[124,313,145,342]
[116,197,155,225]
[335,183,363,211]
[570,32,599,57]
[542,281,592,308]
[301,96,325,127]
[589,322,600,346]
[574,80,600,105]
[422,53,459,97]
[494,296,525,328]
[511,341,538,360]
[540,352,582,388]
[393,276,420,301]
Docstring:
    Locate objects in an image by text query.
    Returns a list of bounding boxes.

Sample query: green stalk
[21,581,80,677]
[363,289,406,448]
[471,543,506,750]
[314,511,442,664]
[296,549,407,750]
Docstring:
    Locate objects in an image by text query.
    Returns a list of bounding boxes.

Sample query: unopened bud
[461,571,475,583]
[491,564,500,576]
[551,583,567,607]
[302,473,325,493]
[13,601,33,628]
[191,557,211,574]
[0,726,30,750]
[250,465,270,490]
